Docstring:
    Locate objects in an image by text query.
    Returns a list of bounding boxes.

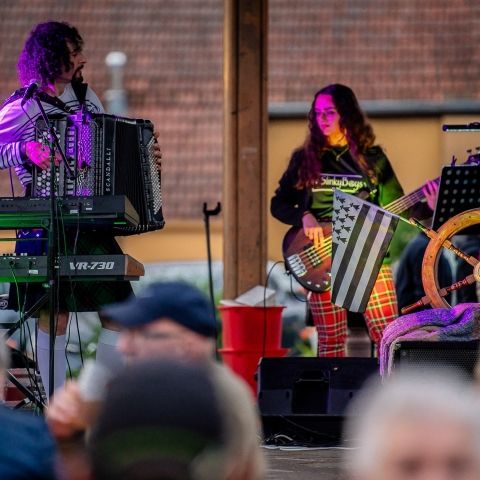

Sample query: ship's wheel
[402,209,480,313]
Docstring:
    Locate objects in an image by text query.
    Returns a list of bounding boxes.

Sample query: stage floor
[264,446,344,480]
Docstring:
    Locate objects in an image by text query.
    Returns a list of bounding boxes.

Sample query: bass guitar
[282,153,480,292]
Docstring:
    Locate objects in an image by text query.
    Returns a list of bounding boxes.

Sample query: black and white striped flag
[331,189,398,312]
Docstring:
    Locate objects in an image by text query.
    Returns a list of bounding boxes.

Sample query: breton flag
[331,189,398,313]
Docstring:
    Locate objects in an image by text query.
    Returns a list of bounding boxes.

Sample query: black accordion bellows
[33,112,165,234]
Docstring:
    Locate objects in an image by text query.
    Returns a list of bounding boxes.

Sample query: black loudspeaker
[393,340,480,376]
[257,357,378,446]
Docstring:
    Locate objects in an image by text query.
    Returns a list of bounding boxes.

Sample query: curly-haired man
[0,21,161,397]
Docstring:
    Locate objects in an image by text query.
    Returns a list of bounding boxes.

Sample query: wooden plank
[223,0,268,298]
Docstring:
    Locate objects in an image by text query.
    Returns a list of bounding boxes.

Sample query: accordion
[33,112,165,233]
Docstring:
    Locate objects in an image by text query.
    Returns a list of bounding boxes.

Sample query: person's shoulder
[287,147,306,170]
[209,363,254,400]
[84,86,105,113]
[291,147,306,161]
[0,407,56,477]
[208,362,266,479]
[1,89,24,109]
[85,84,98,98]
[366,145,392,171]
[0,406,52,436]
[0,407,55,455]
[0,90,27,122]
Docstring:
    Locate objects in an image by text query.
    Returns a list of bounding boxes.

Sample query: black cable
[8,268,44,408]
[69,213,84,368]
[59,206,84,379]
[23,318,43,410]
[290,273,308,303]
[264,415,341,447]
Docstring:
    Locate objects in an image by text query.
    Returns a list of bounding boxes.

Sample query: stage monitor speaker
[257,357,378,446]
[393,340,480,376]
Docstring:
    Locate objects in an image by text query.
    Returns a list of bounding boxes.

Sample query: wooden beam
[223,0,268,298]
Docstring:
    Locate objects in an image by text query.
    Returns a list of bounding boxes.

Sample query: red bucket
[219,305,285,350]
[218,305,287,396]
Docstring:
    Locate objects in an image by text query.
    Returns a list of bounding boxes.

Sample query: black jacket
[270,145,426,226]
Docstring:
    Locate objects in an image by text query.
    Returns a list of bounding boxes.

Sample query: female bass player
[270,84,406,357]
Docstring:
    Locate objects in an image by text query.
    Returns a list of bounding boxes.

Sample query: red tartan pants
[308,264,398,357]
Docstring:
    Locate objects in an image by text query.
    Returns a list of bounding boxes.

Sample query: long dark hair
[17,21,83,87]
[295,84,377,188]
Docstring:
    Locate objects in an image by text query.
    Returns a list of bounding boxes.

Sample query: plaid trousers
[308,264,398,357]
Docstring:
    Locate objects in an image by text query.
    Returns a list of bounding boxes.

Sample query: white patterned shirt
[0,83,104,189]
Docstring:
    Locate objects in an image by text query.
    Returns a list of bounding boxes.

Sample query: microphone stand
[202,202,221,356]
[33,94,74,399]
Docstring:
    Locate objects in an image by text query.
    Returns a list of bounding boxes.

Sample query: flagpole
[397,217,480,314]
[381,209,427,231]
[406,217,478,267]
[385,211,478,266]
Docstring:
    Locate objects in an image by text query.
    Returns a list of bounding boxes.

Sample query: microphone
[77,360,113,402]
[20,80,40,106]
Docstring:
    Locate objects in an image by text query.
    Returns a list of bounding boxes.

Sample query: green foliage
[289,337,316,357]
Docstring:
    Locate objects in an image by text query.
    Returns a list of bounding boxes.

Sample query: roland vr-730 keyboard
[0,254,145,282]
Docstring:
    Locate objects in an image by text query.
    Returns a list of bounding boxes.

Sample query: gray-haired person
[343,368,480,480]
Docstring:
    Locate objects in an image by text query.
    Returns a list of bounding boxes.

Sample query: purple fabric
[379,303,480,377]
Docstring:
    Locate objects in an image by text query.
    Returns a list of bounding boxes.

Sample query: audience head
[102,281,217,363]
[88,359,263,480]
[343,368,480,480]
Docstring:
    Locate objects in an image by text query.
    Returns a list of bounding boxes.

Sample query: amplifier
[258,357,378,415]
[393,340,480,376]
[257,357,378,446]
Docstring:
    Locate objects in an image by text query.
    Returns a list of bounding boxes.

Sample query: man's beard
[71,68,84,85]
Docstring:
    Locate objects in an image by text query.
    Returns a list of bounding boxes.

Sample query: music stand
[431,164,480,234]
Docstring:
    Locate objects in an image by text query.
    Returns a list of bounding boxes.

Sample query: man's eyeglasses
[129,329,180,342]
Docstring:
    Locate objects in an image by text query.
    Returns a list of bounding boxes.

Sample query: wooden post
[223,0,268,299]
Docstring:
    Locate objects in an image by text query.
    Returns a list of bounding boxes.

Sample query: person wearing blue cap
[102,281,218,363]
[46,282,266,480]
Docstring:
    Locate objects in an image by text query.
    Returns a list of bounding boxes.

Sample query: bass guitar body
[282,224,332,292]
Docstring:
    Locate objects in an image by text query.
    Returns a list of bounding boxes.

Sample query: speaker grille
[394,341,480,375]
